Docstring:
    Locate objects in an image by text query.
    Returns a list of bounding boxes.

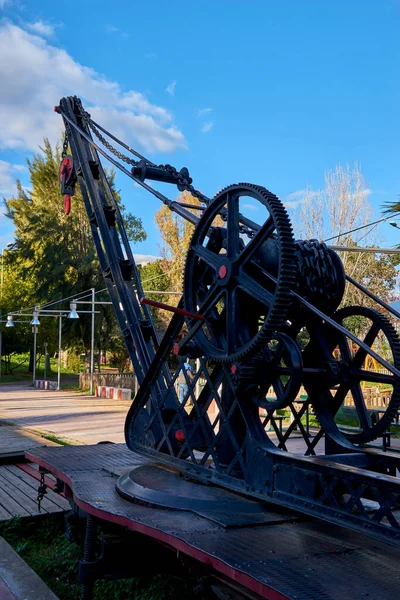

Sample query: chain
[74,97,139,167]
[295,239,340,307]
[61,125,69,158]
[72,97,257,238]
[37,471,48,512]
[89,119,139,166]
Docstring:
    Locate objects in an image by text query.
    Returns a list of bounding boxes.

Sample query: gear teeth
[183,183,296,364]
[312,305,400,444]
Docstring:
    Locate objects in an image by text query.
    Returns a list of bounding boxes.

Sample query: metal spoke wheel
[252,333,303,411]
[183,183,296,363]
[303,306,400,444]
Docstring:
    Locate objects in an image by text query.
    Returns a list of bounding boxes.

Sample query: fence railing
[79,372,138,394]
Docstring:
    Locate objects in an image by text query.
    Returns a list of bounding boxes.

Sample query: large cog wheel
[303,305,400,444]
[183,183,296,363]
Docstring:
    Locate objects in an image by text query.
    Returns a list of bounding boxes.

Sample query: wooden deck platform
[0,463,70,522]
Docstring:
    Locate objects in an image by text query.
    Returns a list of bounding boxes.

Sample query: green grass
[0,516,213,600]
[32,431,72,446]
[2,354,75,377]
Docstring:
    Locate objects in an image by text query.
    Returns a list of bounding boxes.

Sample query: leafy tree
[107,334,131,373]
[3,139,146,354]
[340,243,398,307]
[154,191,201,293]
[139,260,173,329]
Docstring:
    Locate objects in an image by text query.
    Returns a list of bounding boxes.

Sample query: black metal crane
[57,96,400,548]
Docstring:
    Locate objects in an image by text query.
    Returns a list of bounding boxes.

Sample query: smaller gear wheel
[182,183,296,363]
[252,333,303,411]
[303,305,400,443]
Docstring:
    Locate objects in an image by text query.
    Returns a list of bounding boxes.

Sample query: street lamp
[68,301,79,319]
[5,314,13,327]
[390,222,400,230]
[31,308,40,326]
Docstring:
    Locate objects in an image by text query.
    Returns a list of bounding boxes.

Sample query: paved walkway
[0,537,59,599]
[0,382,399,455]
[0,383,130,445]
[0,383,125,523]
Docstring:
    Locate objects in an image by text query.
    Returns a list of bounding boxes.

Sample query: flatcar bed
[26,443,400,600]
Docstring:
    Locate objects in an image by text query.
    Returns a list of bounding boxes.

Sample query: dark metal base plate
[117,464,296,527]
[26,443,400,600]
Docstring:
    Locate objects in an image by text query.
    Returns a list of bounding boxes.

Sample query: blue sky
[0,0,399,258]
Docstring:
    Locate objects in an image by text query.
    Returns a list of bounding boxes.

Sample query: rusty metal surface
[27,443,400,600]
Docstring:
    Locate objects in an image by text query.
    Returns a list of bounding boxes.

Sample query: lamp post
[68,290,96,395]
[90,288,95,395]
[31,308,40,386]
[58,315,62,391]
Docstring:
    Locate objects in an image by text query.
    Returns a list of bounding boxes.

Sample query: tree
[154,191,201,293]
[382,196,400,229]
[139,260,173,329]
[294,162,398,307]
[3,138,146,354]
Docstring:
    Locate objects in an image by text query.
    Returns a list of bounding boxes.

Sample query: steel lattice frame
[57,96,400,547]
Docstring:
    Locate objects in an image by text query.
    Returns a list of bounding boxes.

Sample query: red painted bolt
[175,429,185,442]
[218,265,227,279]
[230,365,238,374]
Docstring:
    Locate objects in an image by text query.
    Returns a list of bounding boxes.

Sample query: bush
[66,353,81,374]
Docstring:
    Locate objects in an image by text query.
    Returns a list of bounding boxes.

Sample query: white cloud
[350,188,371,200]
[0,23,186,154]
[26,21,55,38]
[165,80,176,96]
[134,254,160,264]
[92,107,185,154]
[284,189,318,209]
[243,203,257,211]
[145,52,157,60]
[201,121,214,133]
[0,160,25,195]
[197,108,213,118]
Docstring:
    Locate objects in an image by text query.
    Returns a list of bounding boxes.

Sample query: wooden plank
[0,482,31,518]
[12,463,71,511]
[5,465,69,511]
[0,504,13,521]
[1,467,68,514]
